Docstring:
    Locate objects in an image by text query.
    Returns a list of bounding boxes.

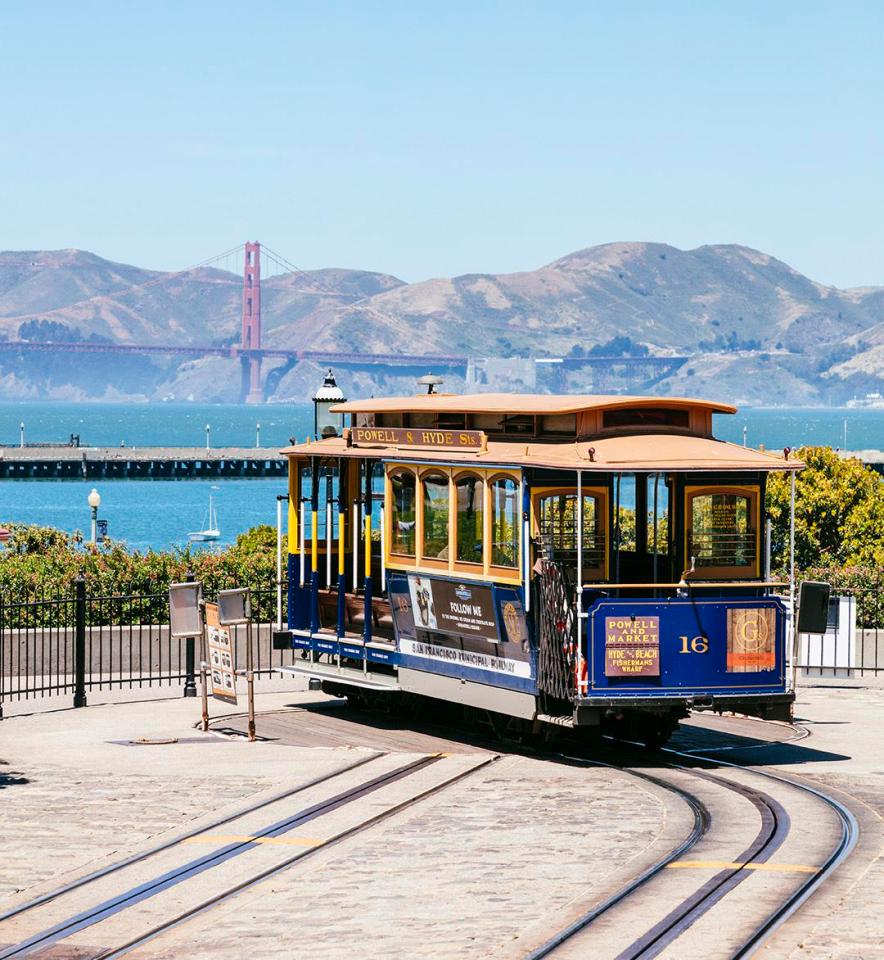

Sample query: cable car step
[274,663,401,692]
[536,713,575,728]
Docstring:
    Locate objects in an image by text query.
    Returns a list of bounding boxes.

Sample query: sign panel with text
[205,601,237,704]
[351,426,484,449]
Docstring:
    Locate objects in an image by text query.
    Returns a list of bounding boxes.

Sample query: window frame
[684,484,761,579]
[418,469,451,569]
[531,485,609,582]
[452,470,485,568]
[487,472,522,577]
[383,463,522,583]
[387,467,417,559]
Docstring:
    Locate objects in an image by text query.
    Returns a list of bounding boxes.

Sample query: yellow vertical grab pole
[311,510,318,573]
[364,512,372,579]
[339,513,346,576]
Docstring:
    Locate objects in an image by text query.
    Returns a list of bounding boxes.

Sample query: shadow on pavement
[264,696,854,769]
[0,760,30,789]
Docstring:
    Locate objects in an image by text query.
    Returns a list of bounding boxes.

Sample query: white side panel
[399,667,537,720]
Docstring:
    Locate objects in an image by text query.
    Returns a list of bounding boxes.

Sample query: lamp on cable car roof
[312,368,346,439]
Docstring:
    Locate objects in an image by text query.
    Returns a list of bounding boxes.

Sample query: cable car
[275,389,800,746]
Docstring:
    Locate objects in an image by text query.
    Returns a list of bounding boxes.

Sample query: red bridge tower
[241,241,262,404]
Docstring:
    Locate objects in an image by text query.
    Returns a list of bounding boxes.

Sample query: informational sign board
[205,601,237,703]
[351,426,484,449]
[727,607,776,672]
[96,519,108,543]
[604,616,661,677]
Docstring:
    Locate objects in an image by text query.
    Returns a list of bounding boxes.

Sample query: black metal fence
[0,578,295,714]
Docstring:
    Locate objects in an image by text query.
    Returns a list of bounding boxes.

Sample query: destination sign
[350,426,485,449]
[604,615,660,677]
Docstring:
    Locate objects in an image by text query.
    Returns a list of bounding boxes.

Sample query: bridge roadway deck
[0,446,286,479]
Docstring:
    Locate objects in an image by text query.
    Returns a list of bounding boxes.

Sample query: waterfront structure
[0,447,285,479]
[277,391,802,745]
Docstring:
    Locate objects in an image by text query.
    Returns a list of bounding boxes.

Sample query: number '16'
[679,635,709,654]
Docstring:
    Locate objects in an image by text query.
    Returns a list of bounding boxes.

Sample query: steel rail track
[528,734,858,960]
[610,765,790,960]
[523,758,711,960]
[90,752,498,960]
[0,751,383,924]
[2,752,470,959]
[660,746,860,960]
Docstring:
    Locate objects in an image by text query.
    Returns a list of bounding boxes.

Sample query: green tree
[766,446,884,570]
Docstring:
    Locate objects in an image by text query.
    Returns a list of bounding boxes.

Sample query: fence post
[73,576,87,708]
[0,593,4,720]
[183,569,197,698]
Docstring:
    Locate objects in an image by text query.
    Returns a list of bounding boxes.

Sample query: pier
[0,446,286,480]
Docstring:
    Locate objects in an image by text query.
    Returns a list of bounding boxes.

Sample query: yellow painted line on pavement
[666,860,818,874]
[182,834,322,847]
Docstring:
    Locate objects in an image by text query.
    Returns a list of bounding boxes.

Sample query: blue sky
[1,1,882,287]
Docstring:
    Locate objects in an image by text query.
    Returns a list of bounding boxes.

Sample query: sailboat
[188,494,220,542]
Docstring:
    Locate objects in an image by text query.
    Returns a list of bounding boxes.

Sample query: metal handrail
[580,580,786,590]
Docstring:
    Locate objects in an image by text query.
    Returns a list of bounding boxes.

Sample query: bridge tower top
[242,241,263,403]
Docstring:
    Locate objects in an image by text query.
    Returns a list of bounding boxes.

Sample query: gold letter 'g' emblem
[727,608,775,672]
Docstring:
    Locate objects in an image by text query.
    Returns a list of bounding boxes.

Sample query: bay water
[0,402,880,552]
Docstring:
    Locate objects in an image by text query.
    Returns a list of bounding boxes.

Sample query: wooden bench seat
[316,589,392,630]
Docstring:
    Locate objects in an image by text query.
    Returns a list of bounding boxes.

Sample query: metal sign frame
[168,581,203,639]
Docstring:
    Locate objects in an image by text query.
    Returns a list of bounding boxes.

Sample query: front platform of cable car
[273,388,801,744]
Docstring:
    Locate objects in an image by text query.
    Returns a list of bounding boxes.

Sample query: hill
[0,243,880,404]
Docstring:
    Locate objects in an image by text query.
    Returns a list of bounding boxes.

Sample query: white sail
[188,494,220,542]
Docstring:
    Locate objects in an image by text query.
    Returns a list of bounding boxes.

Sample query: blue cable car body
[277,392,798,741]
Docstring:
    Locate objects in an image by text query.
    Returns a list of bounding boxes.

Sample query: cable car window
[455,474,484,564]
[390,470,416,557]
[501,414,535,435]
[536,490,607,580]
[471,413,504,433]
[490,476,519,568]
[647,474,670,555]
[687,487,758,576]
[603,408,690,430]
[614,474,637,552]
[422,473,450,560]
[540,414,576,436]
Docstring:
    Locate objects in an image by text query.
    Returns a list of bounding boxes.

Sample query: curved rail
[612,766,789,959]
[524,758,711,960]
[527,736,858,960]
[662,746,860,960]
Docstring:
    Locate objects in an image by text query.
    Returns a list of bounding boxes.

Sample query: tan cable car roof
[281,432,802,472]
[329,392,737,416]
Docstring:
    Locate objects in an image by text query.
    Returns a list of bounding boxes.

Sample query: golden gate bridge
[0,241,688,402]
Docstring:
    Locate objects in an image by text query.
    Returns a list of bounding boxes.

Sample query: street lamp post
[88,488,101,545]
[205,424,211,451]
[256,422,261,447]
[19,421,24,448]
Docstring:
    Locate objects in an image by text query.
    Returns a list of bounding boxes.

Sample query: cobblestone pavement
[122,756,682,960]
[753,678,884,960]
[0,676,882,959]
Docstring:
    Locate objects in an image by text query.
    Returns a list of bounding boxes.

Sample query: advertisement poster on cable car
[390,574,532,681]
